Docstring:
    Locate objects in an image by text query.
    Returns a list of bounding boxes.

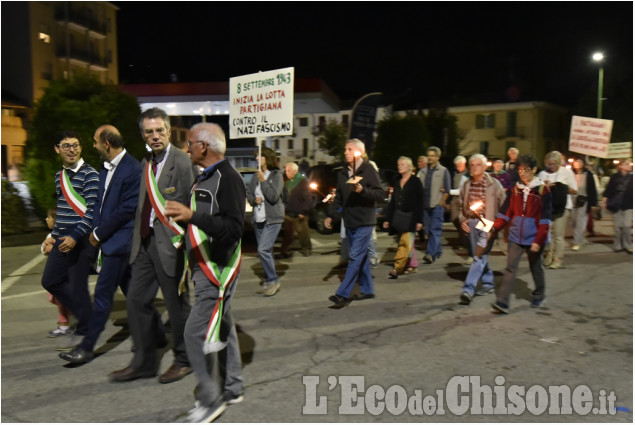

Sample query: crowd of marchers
[37,107,632,422]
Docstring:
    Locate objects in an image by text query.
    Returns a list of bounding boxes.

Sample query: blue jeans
[336,225,374,298]
[462,219,494,296]
[255,222,281,284]
[423,206,445,258]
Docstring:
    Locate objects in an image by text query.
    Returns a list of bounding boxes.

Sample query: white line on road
[2,276,98,300]
[1,255,47,294]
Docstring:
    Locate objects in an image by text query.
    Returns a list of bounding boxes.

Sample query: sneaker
[185,398,227,423]
[224,393,244,405]
[48,326,72,338]
[370,256,379,268]
[549,260,563,269]
[262,282,280,297]
[543,251,553,267]
[475,286,494,296]
[571,244,580,251]
[459,292,472,305]
[531,299,545,308]
[328,295,351,309]
[465,257,474,265]
[56,333,83,351]
[491,301,510,314]
[422,254,434,264]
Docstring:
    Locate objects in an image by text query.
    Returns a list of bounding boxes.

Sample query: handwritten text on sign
[229,67,294,139]
[568,115,613,158]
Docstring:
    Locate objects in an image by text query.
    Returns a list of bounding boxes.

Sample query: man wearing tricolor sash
[41,131,99,351]
[165,123,245,423]
[59,125,141,365]
[109,108,195,384]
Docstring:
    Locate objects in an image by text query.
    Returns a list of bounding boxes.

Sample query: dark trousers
[41,235,95,335]
[79,253,130,352]
[281,214,311,254]
[127,233,190,373]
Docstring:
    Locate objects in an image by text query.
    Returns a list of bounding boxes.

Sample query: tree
[24,74,143,216]
[373,112,429,170]
[317,119,348,161]
[426,108,459,167]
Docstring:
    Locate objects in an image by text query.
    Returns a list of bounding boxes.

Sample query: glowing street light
[592,52,604,118]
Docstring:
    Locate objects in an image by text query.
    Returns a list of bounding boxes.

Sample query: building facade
[448,102,570,162]
[2,1,119,178]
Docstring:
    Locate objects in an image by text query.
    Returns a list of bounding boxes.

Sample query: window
[299,117,308,127]
[303,138,309,157]
[318,116,326,131]
[107,49,112,64]
[479,141,489,156]
[476,114,495,129]
[341,114,349,128]
[507,111,517,137]
[41,63,53,80]
[274,139,280,150]
[288,139,294,150]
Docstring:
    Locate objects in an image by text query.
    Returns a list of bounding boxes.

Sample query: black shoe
[423,254,434,264]
[59,347,94,364]
[459,292,472,305]
[352,293,375,301]
[329,295,351,309]
[275,252,291,260]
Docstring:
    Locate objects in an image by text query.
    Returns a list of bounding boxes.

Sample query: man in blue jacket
[60,125,141,364]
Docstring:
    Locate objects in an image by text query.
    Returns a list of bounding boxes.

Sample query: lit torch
[470,201,494,231]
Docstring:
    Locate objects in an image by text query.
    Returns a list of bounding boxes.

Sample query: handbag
[391,209,413,233]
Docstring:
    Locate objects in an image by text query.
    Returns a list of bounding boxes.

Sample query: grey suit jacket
[130,146,196,277]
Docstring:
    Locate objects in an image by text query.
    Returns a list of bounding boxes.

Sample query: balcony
[56,47,108,71]
[55,6,107,38]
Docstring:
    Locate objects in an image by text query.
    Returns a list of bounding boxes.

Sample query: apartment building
[448,102,570,162]
[2,1,119,178]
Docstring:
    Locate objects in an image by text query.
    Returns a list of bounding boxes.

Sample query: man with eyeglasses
[489,154,552,314]
[165,122,246,423]
[59,125,141,365]
[109,108,196,384]
[41,131,100,351]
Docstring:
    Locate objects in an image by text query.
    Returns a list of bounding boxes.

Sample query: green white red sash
[188,189,241,354]
[61,169,87,217]
[145,161,185,248]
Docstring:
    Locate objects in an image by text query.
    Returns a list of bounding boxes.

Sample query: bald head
[94,124,124,148]
[93,124,124,161]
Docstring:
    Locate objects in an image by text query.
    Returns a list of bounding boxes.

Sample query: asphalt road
[1,218,632,422]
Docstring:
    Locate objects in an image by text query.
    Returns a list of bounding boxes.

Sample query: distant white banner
[606,142,632,159]
[568,116,613,158]
[229,67,294,139]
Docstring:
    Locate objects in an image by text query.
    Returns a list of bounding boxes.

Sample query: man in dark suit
[109,108,195,384]
[60,125,141,364]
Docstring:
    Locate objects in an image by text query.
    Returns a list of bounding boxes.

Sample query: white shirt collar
[64,158,85,173]
[104,149,127,170]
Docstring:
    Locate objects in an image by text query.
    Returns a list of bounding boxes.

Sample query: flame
[470,201,483,212]
[354,151,361,158]
[309,182,318,190]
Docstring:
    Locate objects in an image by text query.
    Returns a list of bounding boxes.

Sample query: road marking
[2,277,98,300]
[1,255,47,294]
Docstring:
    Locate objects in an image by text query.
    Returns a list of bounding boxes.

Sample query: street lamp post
[592,52,604,118]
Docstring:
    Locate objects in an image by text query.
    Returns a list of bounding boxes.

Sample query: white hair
[454,155,467,164]
[190,122,226,155]
[469,154,488,166]
[347,138,366,154]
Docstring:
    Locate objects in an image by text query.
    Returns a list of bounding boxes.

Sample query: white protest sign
[568,115,613,158]
[229,67,294,139]
[607,142,632,159]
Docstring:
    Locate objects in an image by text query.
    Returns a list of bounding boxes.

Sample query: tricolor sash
[144,161,185,248]
[188,189,241,354]
[61,169,87,217]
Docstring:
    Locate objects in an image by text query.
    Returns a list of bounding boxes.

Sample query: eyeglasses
[517,167,532,174]
[187,140,205,148]
[57,143,81,151]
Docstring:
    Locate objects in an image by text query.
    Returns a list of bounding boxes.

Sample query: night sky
[114,2,633,110]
